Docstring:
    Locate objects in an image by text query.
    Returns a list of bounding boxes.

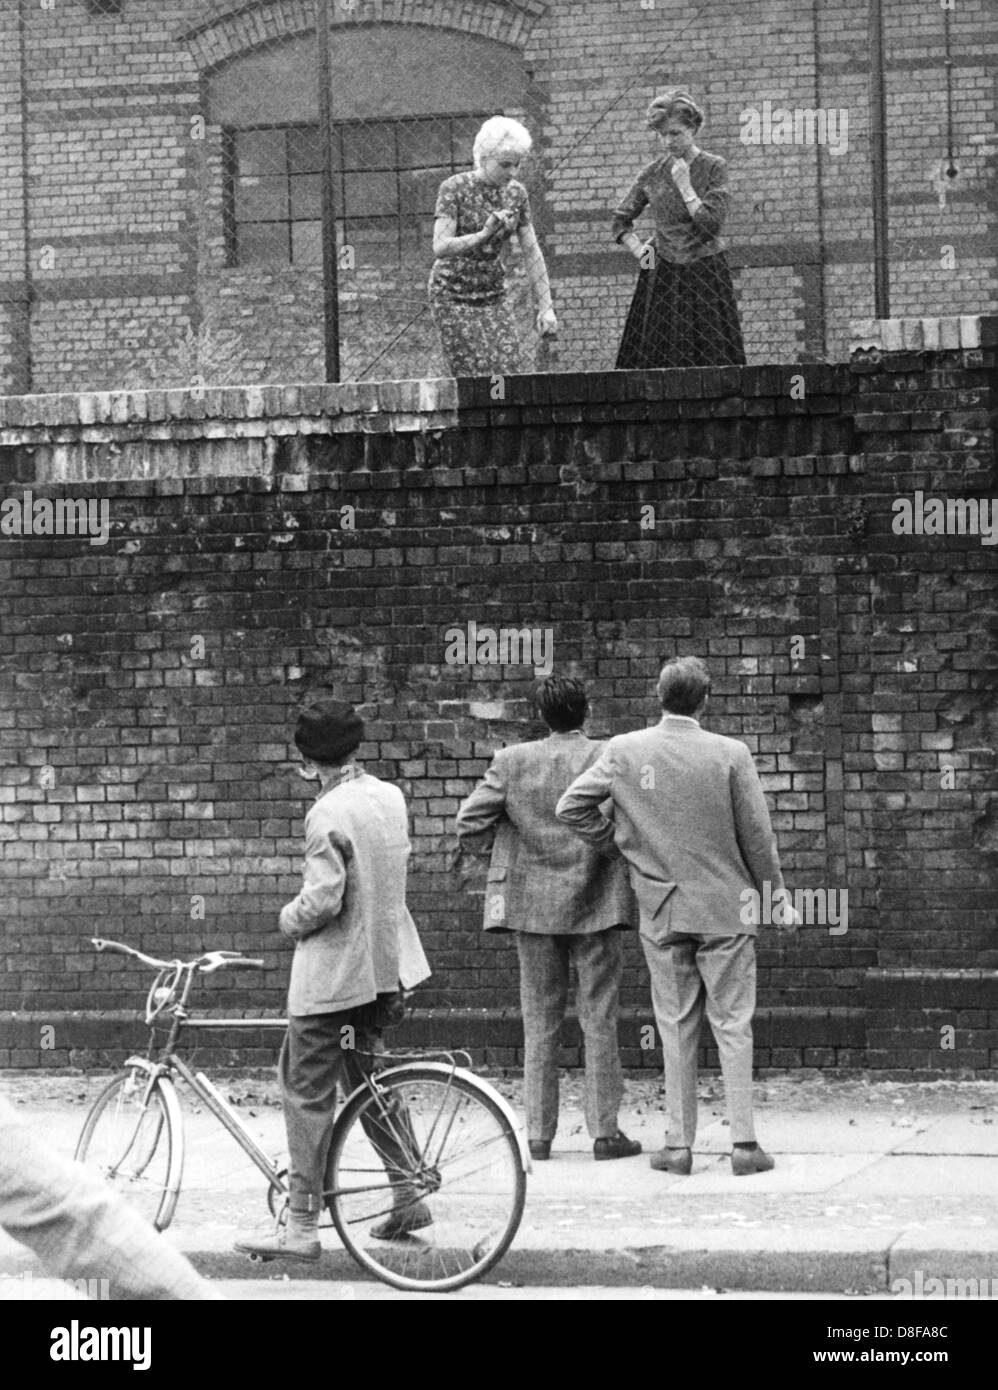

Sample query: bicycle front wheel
[327,1066,526,1293]
[75,1070,183,1231]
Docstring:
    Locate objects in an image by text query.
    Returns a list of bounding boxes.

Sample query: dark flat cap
[294,699,364,765]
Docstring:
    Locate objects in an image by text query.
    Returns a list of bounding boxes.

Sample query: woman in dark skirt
[612,88,744,369]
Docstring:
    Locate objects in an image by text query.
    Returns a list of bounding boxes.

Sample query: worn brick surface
[1,349,996,1069]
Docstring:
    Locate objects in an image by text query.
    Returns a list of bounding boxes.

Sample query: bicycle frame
[120,1053,287,1200]
[123,959,289,1200]
[86,937,530,1290]
[99,940,530,1216]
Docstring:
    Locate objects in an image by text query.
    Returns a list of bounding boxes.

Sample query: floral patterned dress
[428,171,531,376]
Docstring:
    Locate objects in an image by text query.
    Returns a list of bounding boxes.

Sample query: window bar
[315,0,340,382]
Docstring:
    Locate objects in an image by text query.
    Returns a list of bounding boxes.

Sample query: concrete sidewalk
[2,1073,997,1295]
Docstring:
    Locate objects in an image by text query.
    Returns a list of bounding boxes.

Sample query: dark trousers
[279,1009,415,1212]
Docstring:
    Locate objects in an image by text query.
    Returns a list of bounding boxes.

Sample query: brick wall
[0,333,996,1073]
[0,0,995,390]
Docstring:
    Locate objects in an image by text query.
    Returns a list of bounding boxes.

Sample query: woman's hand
[482,208,519,240]
[536,307,558,336]
[670,157,695,197]
[620,231,649,264]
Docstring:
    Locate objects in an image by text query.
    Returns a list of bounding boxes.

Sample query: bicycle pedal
[247,1252,276,1264]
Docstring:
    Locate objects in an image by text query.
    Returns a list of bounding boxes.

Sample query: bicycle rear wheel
[327,1065,526,1293]
[75,1070,183,1231]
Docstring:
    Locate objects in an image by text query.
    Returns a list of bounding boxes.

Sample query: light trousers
[641,932,758,1148]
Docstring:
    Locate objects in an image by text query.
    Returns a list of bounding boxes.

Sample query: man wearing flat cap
[236,698,431,1262]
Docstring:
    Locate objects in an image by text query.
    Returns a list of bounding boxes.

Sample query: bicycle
[75,938,529,1293]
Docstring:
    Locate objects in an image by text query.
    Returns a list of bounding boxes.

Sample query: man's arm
[454,752,509,860]
[279,813,349,940]
[0,1094,220,1300]
[731,743,787,898]
[555,747,620,857]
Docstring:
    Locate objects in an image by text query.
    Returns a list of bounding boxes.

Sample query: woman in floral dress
[429,116,558,376]
[612,89,745,369]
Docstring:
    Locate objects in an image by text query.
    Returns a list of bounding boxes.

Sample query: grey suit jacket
[280,766,431,1014]
[555,716,787,941]
[455,730,637,935]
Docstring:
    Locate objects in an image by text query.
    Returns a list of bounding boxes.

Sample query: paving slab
[834,1156,997,1198]
[695,1114,938,1154]
[3,1073,998,1295]
[671,1153,885,1195]
[890,1116,998,1156]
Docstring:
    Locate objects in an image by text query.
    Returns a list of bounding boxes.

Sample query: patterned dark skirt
[616,251,745,369]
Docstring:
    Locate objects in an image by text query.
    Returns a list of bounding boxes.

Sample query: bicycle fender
[347,1061,531,1173]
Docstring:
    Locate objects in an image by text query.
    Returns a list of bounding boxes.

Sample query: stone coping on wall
[0,365,858,440]
[0,314,993,484]
[850,314,998,354]
[0,340,993,445]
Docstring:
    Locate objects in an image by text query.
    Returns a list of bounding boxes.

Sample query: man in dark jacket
[456,677,640,1162]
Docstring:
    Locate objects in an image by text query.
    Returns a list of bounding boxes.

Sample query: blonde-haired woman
[613,89,744,368]
[429,116,557,376]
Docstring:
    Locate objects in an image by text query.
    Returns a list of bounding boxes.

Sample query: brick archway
[178,0,549,71]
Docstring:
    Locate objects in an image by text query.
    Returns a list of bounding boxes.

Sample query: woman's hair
[646,88,705,134]
[472,115,532,170]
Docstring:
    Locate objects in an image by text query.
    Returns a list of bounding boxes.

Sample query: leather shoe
[649,1146,693,1175]
[234,1229,321,1263]
[370,1199,433,1240]
[593,1131,642,1161]
[731,1145,775,1176]
[529,1140,551,1160]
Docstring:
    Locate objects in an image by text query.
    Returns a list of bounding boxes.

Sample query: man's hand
[536,306,558,336]
[449,841,492,876]
[771,890,802,934]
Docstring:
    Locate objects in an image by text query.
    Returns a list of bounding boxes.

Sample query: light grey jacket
[455,731,637,935]
[555,716,787,941]
[279,766,430,1015]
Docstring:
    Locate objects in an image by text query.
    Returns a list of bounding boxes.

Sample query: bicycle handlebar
[91,938,266,972]
[92,938,178,970]
[200,952,266,973]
